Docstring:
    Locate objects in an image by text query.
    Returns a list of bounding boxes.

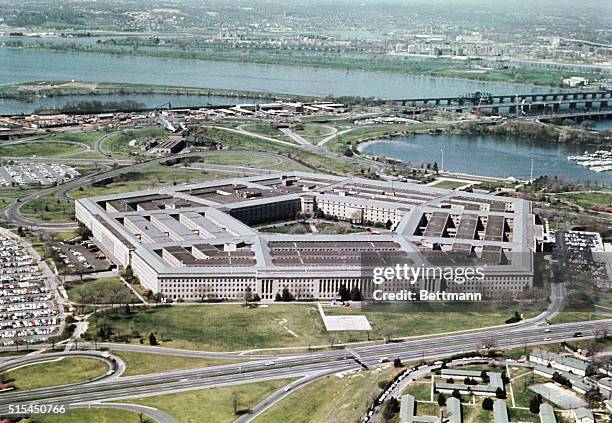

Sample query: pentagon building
[75,172,544,301]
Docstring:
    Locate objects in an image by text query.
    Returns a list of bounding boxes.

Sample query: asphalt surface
[0,319,608,414]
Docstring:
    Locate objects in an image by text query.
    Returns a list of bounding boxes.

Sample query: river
[360,134,612,185]
[0,47,553,100]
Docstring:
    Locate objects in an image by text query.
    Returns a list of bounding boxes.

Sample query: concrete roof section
[76,171,543,280]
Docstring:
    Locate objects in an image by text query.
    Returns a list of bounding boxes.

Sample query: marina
[568,150,612,173]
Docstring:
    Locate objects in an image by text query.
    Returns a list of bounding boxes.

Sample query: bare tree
[231,391,240,415]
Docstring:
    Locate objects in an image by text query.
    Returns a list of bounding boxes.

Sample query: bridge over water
[392,90,612,107]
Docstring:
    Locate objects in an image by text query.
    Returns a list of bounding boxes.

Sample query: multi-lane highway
[0,318,608,416]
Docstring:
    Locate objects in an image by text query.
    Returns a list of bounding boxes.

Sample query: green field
[68,165,232,199]
[20,196,74,222]
[193,151,307,171]
[46,131,108,149]
[255,367,395,423]
[293,123,336,143]
[66,276,140,304]
[430,180,467,190]
[324,302,545,342]
[3,357,108,390]
[125,379,294,423]
[201,128,374,176]
[548,311,605,324]
[0,141,84,157]
[22,408,142,423]
[562,192,612,211]
[85,302,542,352]
[112,350,238,376]
[240,124,294,143]
[86,304,326,351]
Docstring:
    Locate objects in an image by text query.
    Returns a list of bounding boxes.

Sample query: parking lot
[52,240,112,275]
[0,233,59,346]
[0,162,80,187]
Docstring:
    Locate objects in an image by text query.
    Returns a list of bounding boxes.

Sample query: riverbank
[450,120,611,146]
[1,43,598,88]
[0,81,319,103]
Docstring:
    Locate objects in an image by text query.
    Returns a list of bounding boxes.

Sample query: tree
[350,286,362,301]
[231,390,240,415]
[584,388,603,408]
[495,387,506,399]
[382,397,400,421]
[77,222,92,240]
[501,372,510,385]
[529,395,542,414]
[252,293,261,302]
[243,286,253,304]
[451,389,462,401]
[338,284,350,301]
[123,266,134,283]
[437,392,447,406]
[281,287,294,302]
[482,397,494,410]
[480,370,490,384]
[393,357,403,368]
[275,292,282,302]
[148,332,158,346]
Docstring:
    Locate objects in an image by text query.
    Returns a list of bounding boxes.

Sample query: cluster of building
[527,348,610,421]
[128,133,186,156]
[0,162,79,187]
[435,368,504,396]
[0,232,58,345]
[75,171,544,302]
[171,100,346,120]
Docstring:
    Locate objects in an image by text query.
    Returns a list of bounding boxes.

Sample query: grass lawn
[0,198,11,210]
[202,128,374,176]
[240,124,294,143]
[111,350,238,376]
[548,311,605,324]
[562,192,612,211]
[430,180,467,190]
[87,304,328,351]
[509,371,550,408]
[66,276,139,304]
[0,141,84,157]
[324,302,545,342]
[125,379,294,423]
[194,151,307,171]
[0,186,41,199]
[46,130,108,149]
[23,408,142,423]
[20,196,74,222]
[293,123,336,143]
[68,165,232,199]
[403,381,432,401]
[3,357,108,390]
[255,367,396,423]
[88,302,545,352]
